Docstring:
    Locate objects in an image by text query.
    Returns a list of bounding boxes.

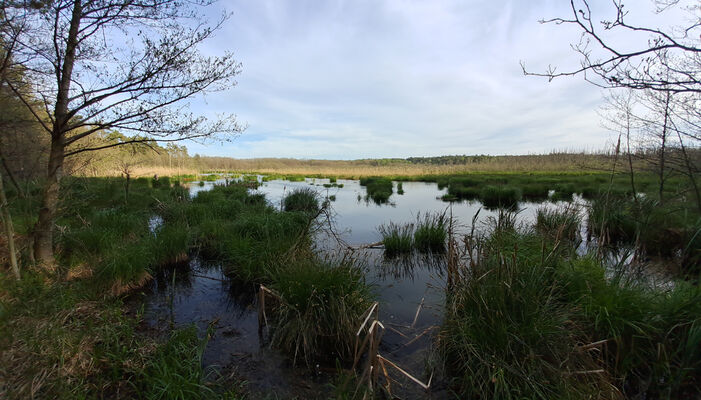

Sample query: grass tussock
[442,216,701,399]
[269,259,372,366]
[588,194,701,272]
[480,185,522,209]
[414,212,448,253]
[536,206,581,242]
[360,177,393,204]
[378,222,414,256]
[283,187,320,213]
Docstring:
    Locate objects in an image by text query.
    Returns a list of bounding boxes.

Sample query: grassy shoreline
[0,177,372,399]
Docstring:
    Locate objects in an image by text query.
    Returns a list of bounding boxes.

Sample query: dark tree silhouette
[522,0,701,94]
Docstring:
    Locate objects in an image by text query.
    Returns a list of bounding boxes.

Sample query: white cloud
[186,0,678,159]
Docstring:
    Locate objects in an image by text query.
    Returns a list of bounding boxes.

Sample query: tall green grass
[414,212,448,253]
[378,222,414,256]
[480,185,522,209]
[535,206,581,241]
[269,259,372,366]
[442,216,701,399]
[283,187,320,213]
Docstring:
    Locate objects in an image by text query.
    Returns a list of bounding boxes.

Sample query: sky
[184,0,680,159]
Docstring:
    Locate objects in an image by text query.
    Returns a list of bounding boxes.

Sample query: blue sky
[185,0,672,159]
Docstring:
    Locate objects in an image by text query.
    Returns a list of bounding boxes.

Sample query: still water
[142,176,583,398]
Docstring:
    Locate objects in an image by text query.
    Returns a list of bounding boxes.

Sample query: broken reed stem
[410,297,425,328]
[377,354,432,390]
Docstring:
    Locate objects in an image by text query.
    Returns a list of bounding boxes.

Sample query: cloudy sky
[185,0,674,159]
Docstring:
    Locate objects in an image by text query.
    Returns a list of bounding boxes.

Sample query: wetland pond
[141,177,592,399]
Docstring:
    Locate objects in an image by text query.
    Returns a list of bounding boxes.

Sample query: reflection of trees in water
[377,253,446,281]
[149,259,194,293]
[147,257,258,319]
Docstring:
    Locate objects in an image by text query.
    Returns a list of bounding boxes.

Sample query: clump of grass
[448,185,480,200]
[442,215,701,399]
[269,259,373,366]
[151,176,171,188]
[360,177,393,204]
[283,187,320,213]
[328,194,336,202]
[397,182,404,195]
[535,206,581,242]
[441,193,459,202]
[521,183,550,201]
[441,229,599,399]
[198,181,205,187]
[139,325,215,399]
[329,176,337,183]
[378,222,414,256]
[479,185,522,209]
[285,175,305,182]
[414,212,448,253]
[552,183,576,201]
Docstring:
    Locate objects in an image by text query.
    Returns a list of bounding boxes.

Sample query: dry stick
[403,326,438,348]
[578,339,610,351]
[377,354,432,390]
[386,325,409,338]
[353,319,382,370]
[378,356,393,397]
[354,302,379,366]
[348,241,384,250]
[410,296,425,329]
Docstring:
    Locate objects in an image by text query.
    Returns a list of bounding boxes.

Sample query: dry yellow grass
[202,153,612,178]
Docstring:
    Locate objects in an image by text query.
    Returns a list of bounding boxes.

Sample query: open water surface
[141,176,589,398]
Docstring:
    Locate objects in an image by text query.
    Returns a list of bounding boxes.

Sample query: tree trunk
[0,170,20,280]
[33,137,65,267]
[33,0,82,267]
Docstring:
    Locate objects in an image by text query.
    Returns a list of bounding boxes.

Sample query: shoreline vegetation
[2,161,701,399]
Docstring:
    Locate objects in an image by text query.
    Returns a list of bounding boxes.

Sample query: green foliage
[270,259,372,365]
[139,325,214,399]
[414,212,448,253]
[283,187,320,213]
[535,206,581,241]
[442,220,701,399]
[480,185,522,209]
[359,177,393,204]
[378,222,414,256]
